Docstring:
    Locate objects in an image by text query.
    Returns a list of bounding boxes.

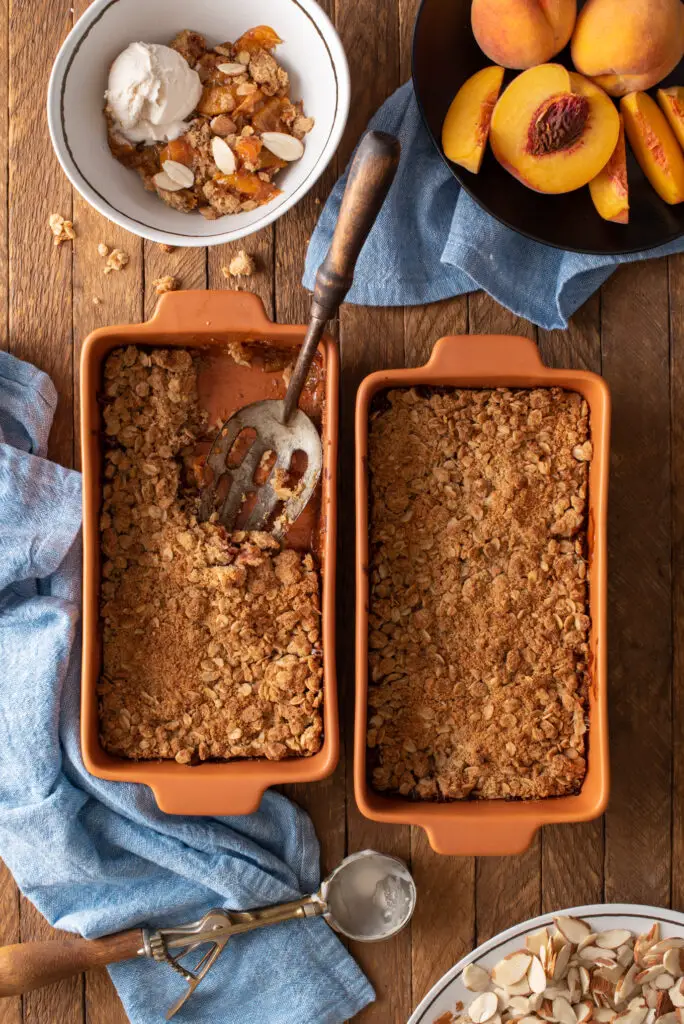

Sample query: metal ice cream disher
[0,850,416,1018]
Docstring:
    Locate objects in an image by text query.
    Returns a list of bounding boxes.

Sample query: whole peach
[471,0,577,70]
[571,0,684,96]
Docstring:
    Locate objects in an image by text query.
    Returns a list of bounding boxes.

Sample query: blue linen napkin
[303,82,684,330]
[0,351,373,1024]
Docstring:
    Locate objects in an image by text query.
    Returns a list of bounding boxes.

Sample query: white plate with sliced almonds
[408,906,684,1024]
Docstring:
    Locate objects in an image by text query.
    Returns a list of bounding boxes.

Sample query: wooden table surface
[1,0,682,1022]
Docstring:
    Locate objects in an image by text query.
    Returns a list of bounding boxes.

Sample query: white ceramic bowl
[47,0,349,246]
[408,904,684,1024]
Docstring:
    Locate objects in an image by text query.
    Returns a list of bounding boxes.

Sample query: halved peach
[621,91,684,204]
[489,64,620,194]
[589,115,629,223]
[657,87,684,149]
[442,66,505,173]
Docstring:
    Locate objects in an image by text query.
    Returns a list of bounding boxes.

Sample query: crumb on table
[103,249,129,275]
[152,275,180,295]
[224,250,256,278]
[49,213,75,246]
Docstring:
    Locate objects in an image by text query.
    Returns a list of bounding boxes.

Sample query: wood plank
[334,0,409,1017]
[468,294,542,941]
[601,261,672,906]
[206,231,274,314]
[669,253,684,914]
[9,0,74,466]
[538,296,605,912]
[144,242,206,322]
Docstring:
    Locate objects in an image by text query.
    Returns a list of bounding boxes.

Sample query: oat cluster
[367,386,591,801]
[98,345,323,764]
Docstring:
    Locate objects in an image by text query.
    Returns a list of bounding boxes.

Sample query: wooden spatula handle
[0,929,144,996]
[311,129,401,321]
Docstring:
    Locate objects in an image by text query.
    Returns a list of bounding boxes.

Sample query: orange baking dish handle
[147,288,277,334]
[148,777,268,817]
[425,333,547,377]
[424,820,540,857]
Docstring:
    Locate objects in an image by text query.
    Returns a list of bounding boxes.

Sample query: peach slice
[472,0,577,70]
[489,64,620,194]
[658,87,684,149]
[571,0,684,97]
[442,66,505,173]
[621,91,684,203]
[589,115,629,223]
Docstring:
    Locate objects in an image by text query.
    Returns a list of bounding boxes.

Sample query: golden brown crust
[98,346,323,764]
[366,386,591,801]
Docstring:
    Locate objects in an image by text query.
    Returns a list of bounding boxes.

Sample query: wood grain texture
[602,260,672,906]
[669,252,684,915]
[538,298,605,913]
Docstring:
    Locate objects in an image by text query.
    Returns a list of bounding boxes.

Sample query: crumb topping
[366,386,591,801]
[98,345,323,764]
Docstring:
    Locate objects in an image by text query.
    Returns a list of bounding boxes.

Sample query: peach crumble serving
[98,346,323,764]
[105,27,314,220]
[366,387,591,801]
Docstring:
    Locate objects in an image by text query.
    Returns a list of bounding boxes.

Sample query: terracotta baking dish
[80,290,339,815]
[354,334,610,856]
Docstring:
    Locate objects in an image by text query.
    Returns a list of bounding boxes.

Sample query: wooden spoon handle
[311,129,401,321]
[0,929,144,996]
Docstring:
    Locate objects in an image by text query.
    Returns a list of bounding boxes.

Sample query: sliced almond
[553,997,577,1024]
[656,991,676,1017]
[538,999,556,1022]
[665,951,684,978]
[580,967,591,996]
[618,946,635,968]
[655,974,676,991]
[556,918,594,946]
[519,1017,541,1024]
[644,986,659,1010]
[616,964,640,1005]
[161,160,195,188]
[152,171,187,193]
[649,940,684,956]
[575,1002,593,1023]
[508,979,533,997]
[613,1009,648,1024]
[529,957,548,994]
[217,62,247,75]
[627,998,647,1010]
[211,135,237,175]
[597,931,634,951]
[579,935,599,954]
[581,948,617,964]
[595,963,626,984]
[530,995,544,1012]
[528,930,550,957]
[635,966,666,985]
[554,945,573,980]
[567,967,581,1003]
[658,1014,681,1024]
[470,992,499,1023]
[670,983,684,1008]
[261,131,305,161]
[593,1009,616,1022]
[509,997,532,1014]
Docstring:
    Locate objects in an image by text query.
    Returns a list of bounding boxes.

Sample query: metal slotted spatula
[199,130,400,535]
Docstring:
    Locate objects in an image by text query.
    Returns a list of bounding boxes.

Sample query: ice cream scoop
[105,41,202,145]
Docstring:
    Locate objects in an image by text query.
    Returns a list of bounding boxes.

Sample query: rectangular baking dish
[81,290,339,815]
[354,334,610,856]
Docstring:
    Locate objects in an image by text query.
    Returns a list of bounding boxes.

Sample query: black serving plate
[412,0,684,254]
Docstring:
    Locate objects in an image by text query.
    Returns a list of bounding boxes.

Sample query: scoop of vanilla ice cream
[105,42,203,145]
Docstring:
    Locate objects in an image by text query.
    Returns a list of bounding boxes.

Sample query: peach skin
[489,64,620,194]
[471,0,576,70]
[622,91,684,203]
[571,0,684,97]
[658,87,684,149]
[441,65,505,173]
[589,115,629,223]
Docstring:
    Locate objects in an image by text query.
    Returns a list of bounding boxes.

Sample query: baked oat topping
[103,248,129,275]
[49,213,75,246]
[225,249,256,277]
[97,242,110,257]
[367,386,591,801]
[98,345,323,764]
[152,275,180,295]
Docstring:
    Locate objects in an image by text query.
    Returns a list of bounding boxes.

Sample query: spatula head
[198,398,322,538]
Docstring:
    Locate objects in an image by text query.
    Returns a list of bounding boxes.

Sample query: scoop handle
[0,930,144,996]
[282,130,400,423]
